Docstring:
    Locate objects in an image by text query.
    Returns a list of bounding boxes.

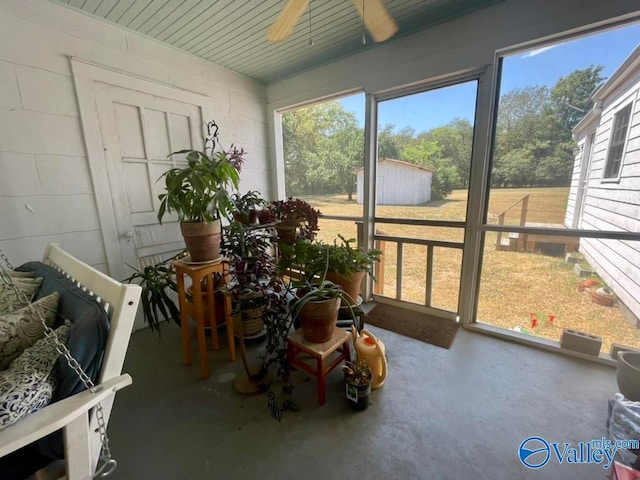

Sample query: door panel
[96,85,203,277]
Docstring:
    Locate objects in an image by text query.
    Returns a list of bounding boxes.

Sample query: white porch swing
[0,243,141,479]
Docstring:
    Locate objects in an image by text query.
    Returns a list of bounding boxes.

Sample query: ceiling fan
[267,0,398,43]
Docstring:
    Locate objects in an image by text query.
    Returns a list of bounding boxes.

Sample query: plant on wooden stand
[157,121,244,262]
[268,197,320,243]
[322,235,381,306]
[231,190,266,225]
[286,246,357,344]
[223,220,294,397]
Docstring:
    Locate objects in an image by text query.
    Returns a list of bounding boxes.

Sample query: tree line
[283,65,603,200]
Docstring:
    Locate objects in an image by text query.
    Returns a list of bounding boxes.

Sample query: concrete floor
[107,322,618,480]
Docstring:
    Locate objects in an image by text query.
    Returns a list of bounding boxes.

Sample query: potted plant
[157,145,245,262]
[289,249,357,343]
[231,190,266,225]
[222,215,297,393]
[343,358,372,411]
[225,251,292,394]
[123,253,184,333]
[322,235,381,306]
[268,197,321,242]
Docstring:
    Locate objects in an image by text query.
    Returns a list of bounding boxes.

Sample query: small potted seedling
[343,358,372,411]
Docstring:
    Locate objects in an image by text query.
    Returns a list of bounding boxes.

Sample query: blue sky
[339,22,640,134]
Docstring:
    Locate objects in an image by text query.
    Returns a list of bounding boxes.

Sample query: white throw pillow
[0,277,43,313]
[0,293,59,370]
[0,324,70,430]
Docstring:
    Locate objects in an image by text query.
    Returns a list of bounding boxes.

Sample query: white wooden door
[95,85,203,277]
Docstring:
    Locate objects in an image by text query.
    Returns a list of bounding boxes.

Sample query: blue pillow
[16,262,110,402]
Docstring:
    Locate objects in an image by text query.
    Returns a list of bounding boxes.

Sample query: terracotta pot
[257,210,274,224]
[326,271,365,306]
[180,220,221,262]
[275,222,298,243]
[232,211,249,225]
[617,352,640,401]
[299,296,340,343]
[232,210,259,226]
[590,287,614,306]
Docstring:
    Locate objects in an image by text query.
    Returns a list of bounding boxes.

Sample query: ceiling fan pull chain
[307,0,313,45]
[361,0,366,45]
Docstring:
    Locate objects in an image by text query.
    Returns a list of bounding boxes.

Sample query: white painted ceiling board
[51,0,504,83]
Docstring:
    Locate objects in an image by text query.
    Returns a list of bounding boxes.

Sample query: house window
[604,103,632,179]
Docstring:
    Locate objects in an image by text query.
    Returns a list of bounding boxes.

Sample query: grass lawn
[301,187,640,354]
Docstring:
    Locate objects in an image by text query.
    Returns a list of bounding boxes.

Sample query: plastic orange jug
[352,326,387,389]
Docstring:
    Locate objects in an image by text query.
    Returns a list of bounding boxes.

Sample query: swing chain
[0,250,114,478]
[0,250,14,271]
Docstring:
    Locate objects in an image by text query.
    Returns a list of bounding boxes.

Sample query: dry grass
[304,188,640,354]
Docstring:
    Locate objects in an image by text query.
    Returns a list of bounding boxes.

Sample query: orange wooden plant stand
[173,258,235,379]
[287,328,351,405]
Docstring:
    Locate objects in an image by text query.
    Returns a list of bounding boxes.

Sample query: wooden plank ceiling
[52,0,502,83]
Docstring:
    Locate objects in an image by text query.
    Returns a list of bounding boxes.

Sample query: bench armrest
[0,374,132,458]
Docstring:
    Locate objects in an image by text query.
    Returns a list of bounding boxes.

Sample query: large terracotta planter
[326,271,365,306]
[299,296,340,343]
[180,220,221,262]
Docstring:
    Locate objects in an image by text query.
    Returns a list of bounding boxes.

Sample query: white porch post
[362,93,378,301]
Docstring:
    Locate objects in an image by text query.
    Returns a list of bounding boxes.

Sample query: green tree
[377,124,401,159]
[400,138,454,200]
[420,118,473,188]
[492,67,603,188]
[283,102,362,196]
[324,123,364,201]
[549,65,604,133]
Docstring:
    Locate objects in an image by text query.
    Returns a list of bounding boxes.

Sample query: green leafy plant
[231,190,266,224]
[268,197,320,240]
[322,235,381,278]
[157,147,244,224]
[123,255,183,334]
[222,220,272,259]
[288,249,357,319]
[277,240,324,284]
[343,359,372,386]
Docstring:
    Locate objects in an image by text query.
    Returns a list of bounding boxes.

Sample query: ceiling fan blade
[352,0,398,43]
[267,0,310,42]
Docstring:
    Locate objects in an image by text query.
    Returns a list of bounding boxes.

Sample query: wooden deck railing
[356,221,463,308]
[355,221,386,294]
[495,194,529,251]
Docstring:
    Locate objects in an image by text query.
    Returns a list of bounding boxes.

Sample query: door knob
[121,230,134,239]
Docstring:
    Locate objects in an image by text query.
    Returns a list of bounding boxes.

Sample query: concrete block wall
[0,0,269,272]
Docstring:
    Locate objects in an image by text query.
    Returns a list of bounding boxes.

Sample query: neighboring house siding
[564,136,587,228]
[568,65,640,324]
[0,1,268,271]
[357,159,432,205]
